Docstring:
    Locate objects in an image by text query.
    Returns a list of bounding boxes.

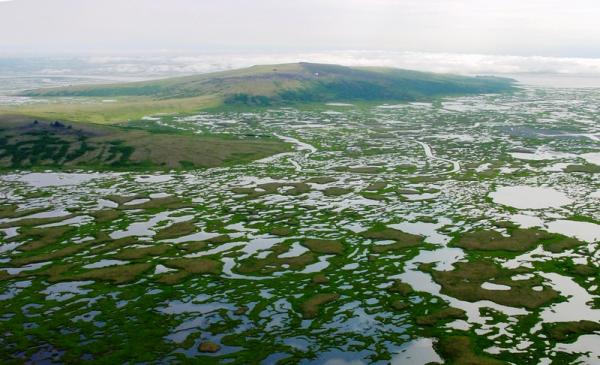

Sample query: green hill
[22,62,514,107]
[1,63,514,170]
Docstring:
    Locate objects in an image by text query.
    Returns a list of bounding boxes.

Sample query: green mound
[21,62,514,110]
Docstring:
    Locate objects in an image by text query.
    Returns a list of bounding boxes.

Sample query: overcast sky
[1,0,600,58]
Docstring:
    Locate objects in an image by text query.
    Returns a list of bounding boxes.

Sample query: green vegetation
[1,85,597,365]
[0,63,515,126]
[0,94,220,124]
[0,63,513,170]
[0,116,290,170]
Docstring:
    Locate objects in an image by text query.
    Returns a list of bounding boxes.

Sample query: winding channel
[256,133,317,172]
[416,140,461,174]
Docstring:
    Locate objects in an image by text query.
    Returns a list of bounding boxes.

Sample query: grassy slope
[0,63,512,170]
[0,115,290,170]
[5,62,515,124]
[21,63,514,100]
[0,95,221,125]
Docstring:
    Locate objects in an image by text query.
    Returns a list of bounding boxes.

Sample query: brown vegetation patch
[232,182,311,199]
[300,293,340,319]
[63,263,152,284]
[89,209,122,224]
[390,300,409,311]
[417,307,466,326]
[178,241,208,252]
[544,321,600,342]
[36,263,75,282]
[198,341,221,353]
[361,227,423,243]
[12,243,90,266]
[0,204,49,219]
[156,271,189,285]
[114,244,171,260]
[0,214,75,229]
[312,274,329,284]
[302,239,344,255]
[570,264,597,276]
[154,221,197,240]
[360,192,387,201]
[260,182,310,195]
[176,235,231,253]
[269,227,293,236]
[438,336,506,365]
[236,247,316,275]
[323,187,352,196]
[387,280,414,295]
[564,164,600,173]
[204,234,231,244]
[165,258,221,274]
[429,261,558,309]
[454,227,584,253]
[157,258,221,284]
[15,226,73,252]
[347,166,381,174]
[365,182,387,191]
[105,195,145,205]
[305,177,336,184]
[126,196,191,210]
[361,227,423,253]
[544,236,584,253]
[89,236,138,254]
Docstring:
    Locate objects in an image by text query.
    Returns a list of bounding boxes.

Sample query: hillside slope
[23,62,514,107]
[0,116,289,170]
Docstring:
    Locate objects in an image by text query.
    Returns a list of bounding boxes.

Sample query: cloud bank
[80,51,600,77]
[6,51,600,88]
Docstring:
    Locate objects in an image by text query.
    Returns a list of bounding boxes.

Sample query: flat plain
[0,80,599,364]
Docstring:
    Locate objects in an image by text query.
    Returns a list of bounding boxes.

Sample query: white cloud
[78,51,600,77]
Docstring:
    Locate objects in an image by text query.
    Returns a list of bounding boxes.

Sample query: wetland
[1,85,599,364]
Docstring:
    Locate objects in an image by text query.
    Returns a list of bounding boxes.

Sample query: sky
[1,0,600,77]
[1,0,599,57]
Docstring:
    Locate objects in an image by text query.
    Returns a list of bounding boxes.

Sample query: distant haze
[1,0,600,57]
[2,0,600,81]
